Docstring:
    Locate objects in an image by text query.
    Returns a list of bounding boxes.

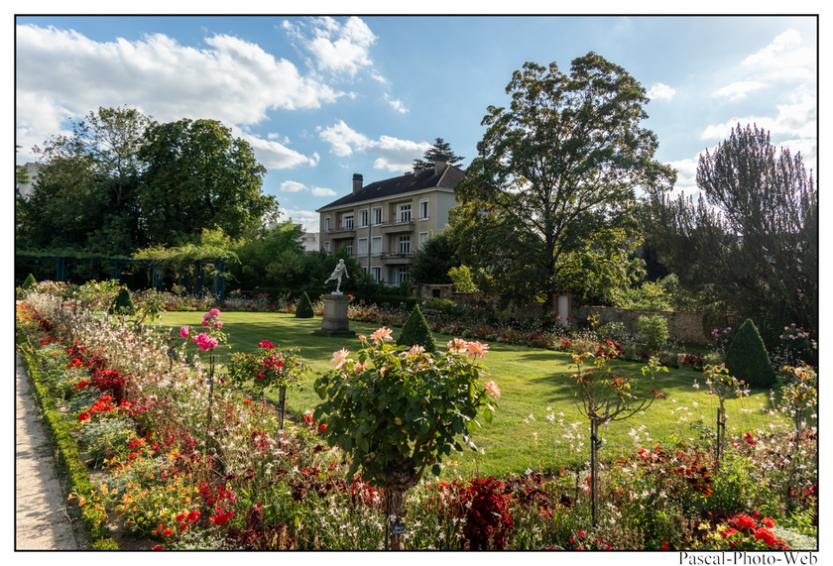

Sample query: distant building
[15,162,42,198]
[317,161,464,286]
[300,231,319,252]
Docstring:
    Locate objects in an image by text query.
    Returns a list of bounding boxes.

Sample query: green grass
[156,311,786,477]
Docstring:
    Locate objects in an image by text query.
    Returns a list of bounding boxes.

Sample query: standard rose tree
[314,328,499,549]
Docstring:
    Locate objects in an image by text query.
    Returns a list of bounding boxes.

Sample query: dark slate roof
[317,164,465,211]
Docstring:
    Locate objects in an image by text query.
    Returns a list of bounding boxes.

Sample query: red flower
[303,413,314,424]
[67,358,84,368]
[319,423,327,433]
[209,507,234,526]
[77,412,91,422]
[578,529,586,539]
[151,545,165,551]
[730,513,757,532]
[258,339,276,349]
[176,513,186,522]
[161,528,174,537]
[744,432,756,446]
[187,510,201,523]
[762,517,775,529]
[754,527,778,548]
[660,541,670,550]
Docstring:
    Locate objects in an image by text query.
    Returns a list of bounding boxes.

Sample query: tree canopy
[413,137,465,168]
[452,54,673,308]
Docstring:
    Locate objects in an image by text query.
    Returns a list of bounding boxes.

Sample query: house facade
[317,161,464,286]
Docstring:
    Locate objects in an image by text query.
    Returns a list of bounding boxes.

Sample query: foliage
[643,124,817,343]
[410,231,457,285]
[724,319,776,388]
[637,315,669,354]
[448,265,478,294]
[226,340,306,395]
[295,292,314,318]
[75,279,124,311]
[21,273,37,291]
[453,54,673,309]
[111,288,136,316]
[775,365,817,435]
[614,275,681,311]
[412,137,465,168]
[397,305,437,353]
[138,118,277,244]
[772,324,817,368]
[231,222,305,293]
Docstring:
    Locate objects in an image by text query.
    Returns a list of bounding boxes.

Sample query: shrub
[397,304,437,353]
[295,292,314,318]
[637,315,669,354]
[111,288,135,315]
[448,265,478,294]
[597,321,630,344]
[724,319,776,388]
[21,273,37,290]
[424,297,458,314]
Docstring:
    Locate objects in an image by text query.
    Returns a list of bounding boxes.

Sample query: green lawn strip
[17,334,119,550]
[156,311,787,477]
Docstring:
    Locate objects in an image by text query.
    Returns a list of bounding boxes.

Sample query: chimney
[433,160,448,176]
[352,173,363,194]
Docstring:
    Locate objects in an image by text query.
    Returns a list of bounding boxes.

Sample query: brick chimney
[352,173,363,194]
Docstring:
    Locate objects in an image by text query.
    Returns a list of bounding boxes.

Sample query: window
[324,241,331,253]
[397,266,410,284]
[372,206,383,225]
[398,235,411,255]
[398,204,411,223]
[358,238,368,257]
[420,200,429,219]
[371,267,382,282]
[419,232,428,249]
[371,236,382,256]
[325,217,331,232]
[342,214,354,230]
[359,209,369,227]
[344,242,353,256]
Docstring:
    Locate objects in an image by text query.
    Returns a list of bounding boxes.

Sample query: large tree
[138,118,276,245]
[413,137,465,168]
[646,124,817,340]
[453,54,673,308]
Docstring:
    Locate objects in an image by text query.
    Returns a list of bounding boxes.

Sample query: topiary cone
[397,304,437,353]
[724,318,776,388]
[295,291,314,318]
[111,288,135,315]
[21,273,37,290]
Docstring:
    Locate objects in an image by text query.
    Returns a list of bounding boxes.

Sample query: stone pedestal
[313,293,355,337]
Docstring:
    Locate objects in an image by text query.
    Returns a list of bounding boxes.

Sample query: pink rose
[179,326,190,338]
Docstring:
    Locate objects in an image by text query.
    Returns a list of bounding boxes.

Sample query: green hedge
[724,318,776,388]
[17,338,118,549]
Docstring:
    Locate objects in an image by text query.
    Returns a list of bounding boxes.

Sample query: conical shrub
[295,291,314,318]
[111,288,135,315]
[397,304,437,353]
[724,318,776,388]
[21,273,37,290]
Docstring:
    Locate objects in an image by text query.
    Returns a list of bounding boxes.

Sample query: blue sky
[16,15,817,231]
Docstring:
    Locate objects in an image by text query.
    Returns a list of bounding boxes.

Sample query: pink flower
[193,332,219,351]
[370,327,393,344]
[484,380,501,400]
[331,348,350,370]
[213,321,224,329]
[208,308,221,319]
[407,345,426,355]
[447,338,467,353]
[465,341,489,359]
[353,360,368,374]
[179,326,190,338]
[258,339,275,350]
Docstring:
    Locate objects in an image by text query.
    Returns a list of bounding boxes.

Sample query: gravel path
[15,353,79,550]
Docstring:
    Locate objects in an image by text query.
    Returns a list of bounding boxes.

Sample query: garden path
[15,354,78,550]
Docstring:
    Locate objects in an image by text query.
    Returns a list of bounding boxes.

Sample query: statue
[325,259,349,294]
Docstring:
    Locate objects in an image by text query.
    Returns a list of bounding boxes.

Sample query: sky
[15,15,817,232]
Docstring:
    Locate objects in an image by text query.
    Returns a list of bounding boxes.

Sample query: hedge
[17,337,119,549]
[724,319,776,388]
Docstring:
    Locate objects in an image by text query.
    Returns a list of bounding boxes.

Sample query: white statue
[325,259,349,294]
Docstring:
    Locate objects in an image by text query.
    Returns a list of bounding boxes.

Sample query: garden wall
[576,305,707,345]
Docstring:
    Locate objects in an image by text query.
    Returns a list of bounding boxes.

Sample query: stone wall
[575,305,707,345]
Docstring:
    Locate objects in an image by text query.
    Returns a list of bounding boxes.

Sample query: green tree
[410,231,456,285]
[233,222,306,292]
[645,124,817,341]
[21,273,37,290]
[447,265,479,294]
[138,118,276,245]
[295,291,314,318]
[454,54,673,311]
[413,137,465,168]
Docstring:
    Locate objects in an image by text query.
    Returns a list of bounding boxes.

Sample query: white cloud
[701,86,816,141]
[318,120,431,173]
[667,157,700,195]
[712,80,766,102]
[282,16,376,77]
[311,186,337,197]
[384,94,409,114]
[742,28,814,82]
[647,83,676,101]
[279,207,320,232]
[235,129,318,169]
[280,180,306,192]
[15,24,342,161]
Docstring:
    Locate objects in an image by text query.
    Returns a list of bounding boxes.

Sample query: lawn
[156,311,786,477]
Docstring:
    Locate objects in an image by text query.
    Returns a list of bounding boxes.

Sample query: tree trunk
[384,487,405,550]
[590,419,600,527]
[278,385,287,430]
[714,402,726,473]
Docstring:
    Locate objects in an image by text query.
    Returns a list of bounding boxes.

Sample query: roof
[317,164,465,212]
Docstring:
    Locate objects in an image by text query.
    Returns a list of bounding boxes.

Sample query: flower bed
[15,292,817,550]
